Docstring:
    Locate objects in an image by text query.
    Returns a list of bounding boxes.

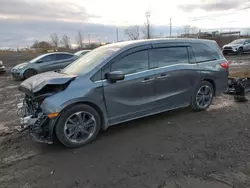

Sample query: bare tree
[184,25,191,35]
[50,33,59,48]
[191,26,198,34]
[124,25,140,40]
[142,11,152,39]
[61,35,71,49]
[76,31,84,49]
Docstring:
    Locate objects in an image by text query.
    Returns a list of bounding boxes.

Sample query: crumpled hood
[13,62,29,69]
[19,71,77,94]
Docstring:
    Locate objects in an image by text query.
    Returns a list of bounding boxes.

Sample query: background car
[11,52,78,79]
[19,39,229,148]
[223,39,250,55]
[0,60,6,73]
[74,50,91,57]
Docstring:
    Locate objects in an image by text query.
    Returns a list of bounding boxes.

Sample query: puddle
[162,176,231,188]
[1,150,38,166]
[209,97,235,111]
[5,85,18,89]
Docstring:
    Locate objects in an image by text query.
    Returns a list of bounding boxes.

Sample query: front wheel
[24,69,37,79]
[55,104,101,148]
[237,48,243,55]
[190,81,214,111]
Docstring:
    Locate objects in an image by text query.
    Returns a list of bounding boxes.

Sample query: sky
[0,0,250,48]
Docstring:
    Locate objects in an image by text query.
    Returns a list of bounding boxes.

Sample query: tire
[190,81,214,111]
[24,69,37,79]
[237,47,243,55]
[55,104,101,148]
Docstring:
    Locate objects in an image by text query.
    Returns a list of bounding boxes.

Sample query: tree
[31,40,52,49]
[76,31,84,49]
[125,25,140,40]
[50,33,59,48]
[191,26,198,34]
[61,35,71,49]
[142,11,152,39]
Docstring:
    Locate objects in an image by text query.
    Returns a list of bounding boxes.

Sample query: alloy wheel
[64,111,96,143]
[196,85,213,108]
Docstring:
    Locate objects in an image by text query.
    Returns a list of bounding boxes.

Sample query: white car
[223,39,250,55]
[74,50,91,57]
[0,60,6,73]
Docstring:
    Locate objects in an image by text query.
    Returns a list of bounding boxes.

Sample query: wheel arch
[23,68,38,78]
[202,78,216,96]
[58,100,109,131]
[24,68,38,73]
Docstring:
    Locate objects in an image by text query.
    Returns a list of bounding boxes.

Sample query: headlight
[17,65,26,70]
[0,61,3,66]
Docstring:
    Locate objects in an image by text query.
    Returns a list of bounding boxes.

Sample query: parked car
[222,39,250,55]
[11,52,78,79]
[18,39,229,148]
[74,50,91,57]
[0,60,6,73]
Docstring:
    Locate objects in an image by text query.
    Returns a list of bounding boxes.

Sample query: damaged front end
[17,71,77,144]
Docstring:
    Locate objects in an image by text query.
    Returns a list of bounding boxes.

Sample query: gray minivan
[18,39,229,148]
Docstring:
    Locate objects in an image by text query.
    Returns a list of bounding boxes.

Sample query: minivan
[18,39,229,148]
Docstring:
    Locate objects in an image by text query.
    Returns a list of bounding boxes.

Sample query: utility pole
[145,11,151,39]
[88,34,90,44]
[116,28,119,42]
[170,18,172,37]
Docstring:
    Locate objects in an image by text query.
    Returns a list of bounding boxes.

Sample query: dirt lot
[1,54,250,188]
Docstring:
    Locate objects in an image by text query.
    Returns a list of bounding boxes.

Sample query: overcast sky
[0,0,250,48]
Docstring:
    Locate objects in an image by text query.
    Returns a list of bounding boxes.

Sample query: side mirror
[106,71,125,83]
[37,60,43,63]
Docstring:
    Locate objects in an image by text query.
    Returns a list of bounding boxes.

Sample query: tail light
[220,61,230,69]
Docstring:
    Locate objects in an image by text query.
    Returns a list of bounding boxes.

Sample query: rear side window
[191,43,222,63]
[56,54,73,60]
[111,50,149,75]
[151,47,189,68]
[41,54,56,62]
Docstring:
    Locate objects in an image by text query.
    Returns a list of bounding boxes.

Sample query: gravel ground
[0,54,250,188]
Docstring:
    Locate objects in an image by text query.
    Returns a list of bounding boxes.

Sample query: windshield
[29,54,47,63]
[231,39,245,44]
[62,45,121,75]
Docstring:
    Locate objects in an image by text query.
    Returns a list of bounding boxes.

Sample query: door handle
[157,74,170,79]
[141,77,154,83]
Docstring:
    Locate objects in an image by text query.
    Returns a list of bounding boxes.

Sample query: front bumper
[18,102,57,144]
[11,69,24,79]
[223,47,239,53]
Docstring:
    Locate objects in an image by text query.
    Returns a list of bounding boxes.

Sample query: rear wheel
[24,69,37,79]
[55,104,101,148]
[191,81,214,111]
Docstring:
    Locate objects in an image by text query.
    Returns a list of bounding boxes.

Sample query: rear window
[191,42,223,63]
[150,47,189,68]
[56,54,73,60]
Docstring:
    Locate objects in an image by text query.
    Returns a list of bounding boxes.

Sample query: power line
[188,6,250,21]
